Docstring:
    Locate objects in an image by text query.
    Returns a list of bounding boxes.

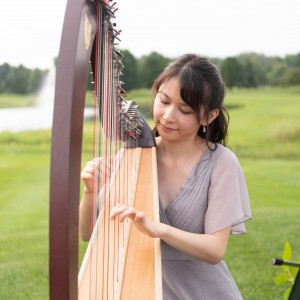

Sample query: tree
[28,68,47,94]
[281,68,300,85]
[120,49,139,91]
[266,62,289,86]
[220,57,243,87]
[0,63,12,93]
[137,52,171,88]
[237,53,272,87]
[285,53,300,67]
[11,65,30,94]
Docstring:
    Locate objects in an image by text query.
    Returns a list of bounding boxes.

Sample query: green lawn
[0,86,300,299]
[0,93,37,108]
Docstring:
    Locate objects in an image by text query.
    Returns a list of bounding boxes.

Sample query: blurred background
[0,0,299,299]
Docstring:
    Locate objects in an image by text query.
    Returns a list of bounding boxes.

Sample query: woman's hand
[81,159,98,193]
[110,204,161,238]
[81,157,114,193]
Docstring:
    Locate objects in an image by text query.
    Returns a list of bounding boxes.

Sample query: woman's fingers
[109,203,124,220]
[110,204,133,221]
[81,156,116,194]
[135,210,145,221]
[109,204,159,238]
[110,204,144,223]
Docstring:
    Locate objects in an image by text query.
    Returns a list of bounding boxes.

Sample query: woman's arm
[110,204,231,264]
[79,187,94,241]
[79,157,113,241]
[159,223,231,264]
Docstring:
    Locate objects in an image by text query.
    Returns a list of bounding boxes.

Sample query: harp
[49,0,162,299]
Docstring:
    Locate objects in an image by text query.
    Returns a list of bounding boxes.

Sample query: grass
[0,152,49,299]
[225,87,300,160]
[0,93,37,108]
[0,86,300,299]
[227,158,300,299]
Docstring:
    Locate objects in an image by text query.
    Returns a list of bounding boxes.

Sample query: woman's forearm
[109,204,231,264]
[158,223,231,264]
[79,188,94,241]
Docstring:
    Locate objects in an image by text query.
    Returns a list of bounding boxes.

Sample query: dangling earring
[202,125,207,133]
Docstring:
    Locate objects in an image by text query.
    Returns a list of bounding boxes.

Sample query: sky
[1,0,300,70]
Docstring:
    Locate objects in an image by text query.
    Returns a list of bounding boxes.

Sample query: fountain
[0,66,93,132]
[0,66,55,132]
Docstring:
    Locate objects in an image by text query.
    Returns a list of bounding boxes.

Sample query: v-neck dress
[159,144,251,300]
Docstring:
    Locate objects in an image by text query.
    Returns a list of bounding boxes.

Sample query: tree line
[120,50,300,90]
[1,50,300,95]
[0,63,47,94]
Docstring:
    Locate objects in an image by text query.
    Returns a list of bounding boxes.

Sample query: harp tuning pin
[114,35,121,43]
[114,28,121,36]
[120,87,127,95]
[110,1,116,7]
[114,50,123,59]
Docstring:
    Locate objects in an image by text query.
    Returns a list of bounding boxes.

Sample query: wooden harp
[49,0,162,299]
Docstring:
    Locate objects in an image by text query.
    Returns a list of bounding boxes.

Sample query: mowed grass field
[0,86,299,299]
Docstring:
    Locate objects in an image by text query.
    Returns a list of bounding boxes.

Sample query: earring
[202,125,206,133]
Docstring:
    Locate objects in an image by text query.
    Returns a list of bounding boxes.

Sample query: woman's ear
[207,109,219,125]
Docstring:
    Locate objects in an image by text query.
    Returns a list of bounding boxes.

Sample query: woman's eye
[160,98,169,104]
[180,107,194,114]
[180,110,194,115]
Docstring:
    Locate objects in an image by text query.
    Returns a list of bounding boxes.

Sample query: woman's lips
[160,123,176,131]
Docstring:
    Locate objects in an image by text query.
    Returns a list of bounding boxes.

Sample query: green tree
[281,68,300,85]
[10,65,30,94]
[220,57,243,87]
[28,68,47,94]
[120,49,139,91]
[285,53,300,67]
[266,62,289,86]
[137,52,171,88]
[237,53,271,87]
[0,63,12,93]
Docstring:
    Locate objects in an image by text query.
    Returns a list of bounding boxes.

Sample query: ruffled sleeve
[204,147,251,235]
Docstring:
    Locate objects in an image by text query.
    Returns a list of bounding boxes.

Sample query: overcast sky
[1,0,299,69]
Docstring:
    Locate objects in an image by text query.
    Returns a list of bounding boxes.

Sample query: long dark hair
[151,54,229,147]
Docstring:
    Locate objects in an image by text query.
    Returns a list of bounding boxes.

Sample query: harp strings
[85,0,139,298]
[95,2,117,298]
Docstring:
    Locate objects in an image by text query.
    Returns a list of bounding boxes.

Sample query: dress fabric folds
[159,144,251,300]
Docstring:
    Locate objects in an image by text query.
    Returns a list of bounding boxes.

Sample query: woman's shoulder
[208,144,245,183]
[211,144,240,167]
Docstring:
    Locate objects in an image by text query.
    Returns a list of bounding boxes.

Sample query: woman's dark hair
[151,54,229,147]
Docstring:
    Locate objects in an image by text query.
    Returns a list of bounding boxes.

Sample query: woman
[80,54,251,299]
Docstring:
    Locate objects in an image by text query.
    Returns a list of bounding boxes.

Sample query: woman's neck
[156,136,206,161]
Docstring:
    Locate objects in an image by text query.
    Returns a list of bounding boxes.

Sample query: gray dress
[159,144,251,300]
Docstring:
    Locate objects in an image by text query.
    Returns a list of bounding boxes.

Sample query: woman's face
[153,77,202,143]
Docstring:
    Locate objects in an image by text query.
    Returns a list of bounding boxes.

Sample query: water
[0,66,55,132]
[0,67,93,132]
[0,106,54,132]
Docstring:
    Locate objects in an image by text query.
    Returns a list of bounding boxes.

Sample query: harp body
[78,148,162,299]
[49,0,162,299]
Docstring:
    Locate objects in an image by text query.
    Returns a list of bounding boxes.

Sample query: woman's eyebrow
[179,102,190,107]
[158,90,170,99]
[158,90,190,106]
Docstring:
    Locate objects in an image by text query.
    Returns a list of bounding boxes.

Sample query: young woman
[80,54,251,299]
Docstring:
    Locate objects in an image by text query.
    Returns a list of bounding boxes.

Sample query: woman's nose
[163,106,176,122]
